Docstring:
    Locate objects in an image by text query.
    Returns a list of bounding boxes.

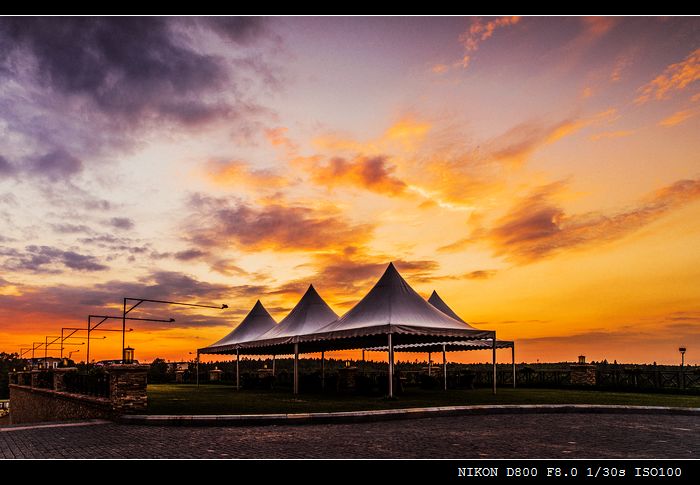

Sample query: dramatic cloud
[487,178,700,263]
[0,270,261,332]
[0,245,108,273]
[0,17,250,124]
[108,217,135,230]
[307,155,406,196]
[635,48,700,104]
[184,194,374,252]
[0,17,278,181]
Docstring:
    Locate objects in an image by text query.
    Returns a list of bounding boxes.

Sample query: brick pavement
[0,413,697,458]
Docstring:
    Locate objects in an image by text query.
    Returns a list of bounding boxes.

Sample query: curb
[118,404,700,427]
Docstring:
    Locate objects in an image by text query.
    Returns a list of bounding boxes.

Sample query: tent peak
[428,290,466,323]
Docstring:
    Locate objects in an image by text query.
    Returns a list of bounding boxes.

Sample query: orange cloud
[580,16,617,38]
[636,48,700,104]
[459,16,521,52]
[485,178,700,264]
[308,155,406,196]
[432,17,520,74]
[658,109,697,127]
[204,159,286,188]
[589,130,635,141]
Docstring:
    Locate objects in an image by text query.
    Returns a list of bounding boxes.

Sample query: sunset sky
[0,16,699,365]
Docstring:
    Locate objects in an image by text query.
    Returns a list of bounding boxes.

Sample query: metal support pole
[293,343,299,395]
[442,344,447,391]
[122,298,127,362]
[428,351,432,376]
[60,329,64,359]
[86,317,91,365]
[196,351,200,388]
[512,344,516,389]
[388,333,394,398]
[492,334,497,395]
[272,355,276,376]
[321,351,325,390]
[236,349,240,390]
[362,349,365,362]
[44,336,48,363]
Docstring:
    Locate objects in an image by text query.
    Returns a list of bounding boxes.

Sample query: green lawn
[146,384,700,415]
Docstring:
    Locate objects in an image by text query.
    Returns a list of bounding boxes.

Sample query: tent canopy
[198,300,277,354]
[257,284,338,339]
[202,263,494,356]
[428,290,466,323]
[237,263,493,354]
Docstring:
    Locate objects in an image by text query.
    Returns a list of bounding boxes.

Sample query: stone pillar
[30,370,41,388]
[105,364,148,414]
[52,367,77,392]
[338,366,358,392]
[175,370,185,383]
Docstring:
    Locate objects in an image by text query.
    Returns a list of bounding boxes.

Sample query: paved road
[0,414,697,458]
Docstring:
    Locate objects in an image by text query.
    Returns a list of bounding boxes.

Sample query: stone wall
[9,386,112,423]
[9,364,148,424]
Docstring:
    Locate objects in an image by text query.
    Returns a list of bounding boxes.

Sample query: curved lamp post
[86,315,173,364]
[122,298,228,361]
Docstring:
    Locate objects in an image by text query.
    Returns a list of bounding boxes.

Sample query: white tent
[201,263,497,397]
[257,284,338,339]
[199,300,277,353]
[377,290,516,389]
[197,299,278,388]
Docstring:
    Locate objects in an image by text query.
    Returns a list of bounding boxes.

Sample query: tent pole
[492,333,497,395]
[293,343,299,395]
[272,354,276,376]
[388,333,394,398]
[236,349,240,390]
[428,351,432,376]
[512,344,516,389]
[196,351,200,388]
[442,344,447,391]
[321,351,325,390]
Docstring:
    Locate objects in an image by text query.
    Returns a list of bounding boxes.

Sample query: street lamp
[189,351,200,388]
[62,326,133,360]
[121,298,227,361]
[87,314,173,364]
[46,334,105,361]
[679,347,687,367]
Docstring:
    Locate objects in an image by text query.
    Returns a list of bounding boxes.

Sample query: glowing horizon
[1,16,699,365]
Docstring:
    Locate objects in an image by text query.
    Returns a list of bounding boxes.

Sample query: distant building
[27,357,63,369]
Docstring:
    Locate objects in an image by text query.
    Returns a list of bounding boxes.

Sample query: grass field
[146,384,700,415]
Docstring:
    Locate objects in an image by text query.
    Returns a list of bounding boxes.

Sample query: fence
[63,372,110,398]
[463,366,700,392]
